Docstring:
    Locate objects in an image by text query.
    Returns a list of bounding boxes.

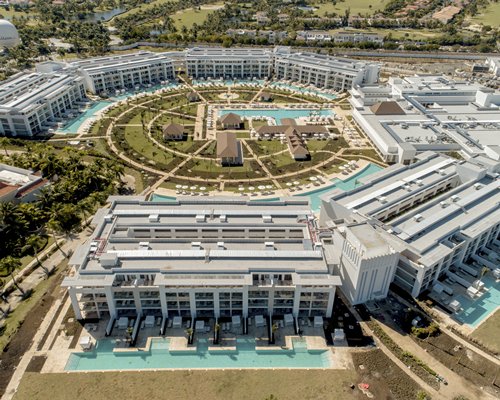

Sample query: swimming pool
[150,194,177,202]
[219,108,333,125]
[270,82,337,100]
[455,275,500,328]
[65,337,330,371]
[151,163,383,212]
[193,79,264,87]
[57,101,113,134]
[297,163,384,212]
[57,82,180,134]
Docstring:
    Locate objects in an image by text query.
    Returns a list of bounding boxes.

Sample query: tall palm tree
[0,137,9,156]
[0,256,21,278]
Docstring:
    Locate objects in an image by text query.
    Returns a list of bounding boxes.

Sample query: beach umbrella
[310,177,317,181]
[258,185,266,190]
[248,186,255,191]
[199,187,206,191]
[266,185,273,189]
[286,182,292,187]
[175,184,182,189]
[293,181,300,185]
[239,187,245,191]
[182,185,188,190]
[190,186,197,190]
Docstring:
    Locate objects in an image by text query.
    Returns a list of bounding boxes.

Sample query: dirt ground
[14,369,364,400]
[0,265,67,397]
[352,349,426,400]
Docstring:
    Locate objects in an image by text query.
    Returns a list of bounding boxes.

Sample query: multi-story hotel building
[37,52,177,96]
[1,47,382,136]
[0,72,86,136]
[67,52,176,95]
[319,152,500,302]
[185,47,274,79]
[274,47,380,91]
[350,75,500,164]
[63,197,340,321]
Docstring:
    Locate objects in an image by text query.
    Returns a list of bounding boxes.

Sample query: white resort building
[185,47,274,79]
[0,162,49,203]
[1,46,380,136]
[37,51,177,95]
[319,152,500,302]
[274,47,380,91]
[63,197,341,321]
[350,75,500,164]
[0,71,86,136]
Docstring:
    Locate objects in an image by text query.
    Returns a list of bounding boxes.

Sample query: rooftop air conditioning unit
[451,195,460,202]
[219,215,227,222]
[217,241,225,250]
[139,241,150,249]
[265,241,275,249]
[440,201,448,208]
[473,183,482,190]
[104,214,113,222]
[414,214,424,222]
[195,214,206,223]
[438,169,446,176]
[416,179,424,186]
[263,215,273,223]
[149,214,159,222]
[191,241,202,249]
[378,196,387,204]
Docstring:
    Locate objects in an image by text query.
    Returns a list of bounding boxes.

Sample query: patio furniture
[450,300,461,312]
[195,320,205,331]
[314,316,323,328]
[79,336,92,351]
[117,317,128,329]
[145,315,155,328]
[172,316,182,329]
[232,315,241,328]
[284,313,294,327]
[255,315,265,328]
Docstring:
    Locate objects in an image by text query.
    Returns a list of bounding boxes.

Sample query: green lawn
[327,27,441,40]
[120,125,180,168]
[112,0,180,21]
[14,369,359,400]
[173,3,223,30]
[471,310,500,354]
[312,0,386,17]
[468,1,500,27]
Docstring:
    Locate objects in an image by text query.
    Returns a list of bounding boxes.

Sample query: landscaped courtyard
[86,78,385,197]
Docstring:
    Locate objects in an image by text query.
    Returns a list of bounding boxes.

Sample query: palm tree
[0,256,21,278]
[0,137,9,156]
[480,266,489,281]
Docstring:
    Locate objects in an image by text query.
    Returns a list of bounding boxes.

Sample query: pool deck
[39,315,337,373]
[153,158,372,202]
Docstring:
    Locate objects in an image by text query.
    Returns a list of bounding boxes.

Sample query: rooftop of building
[69,197,332,277]
[0,72,83,112]
[319,152,500,266]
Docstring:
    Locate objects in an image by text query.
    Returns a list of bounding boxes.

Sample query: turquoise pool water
[219,108,333,125]
[150,194,177,202]
[112,82,179,101]
[65,337,330,370]
[455,275,500,328]
[270,82,337,100]
[57,82,179,134]
[57,101,112,134]
[193,79,264,86]
[151,163,383,212]
[297,163,384,212]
